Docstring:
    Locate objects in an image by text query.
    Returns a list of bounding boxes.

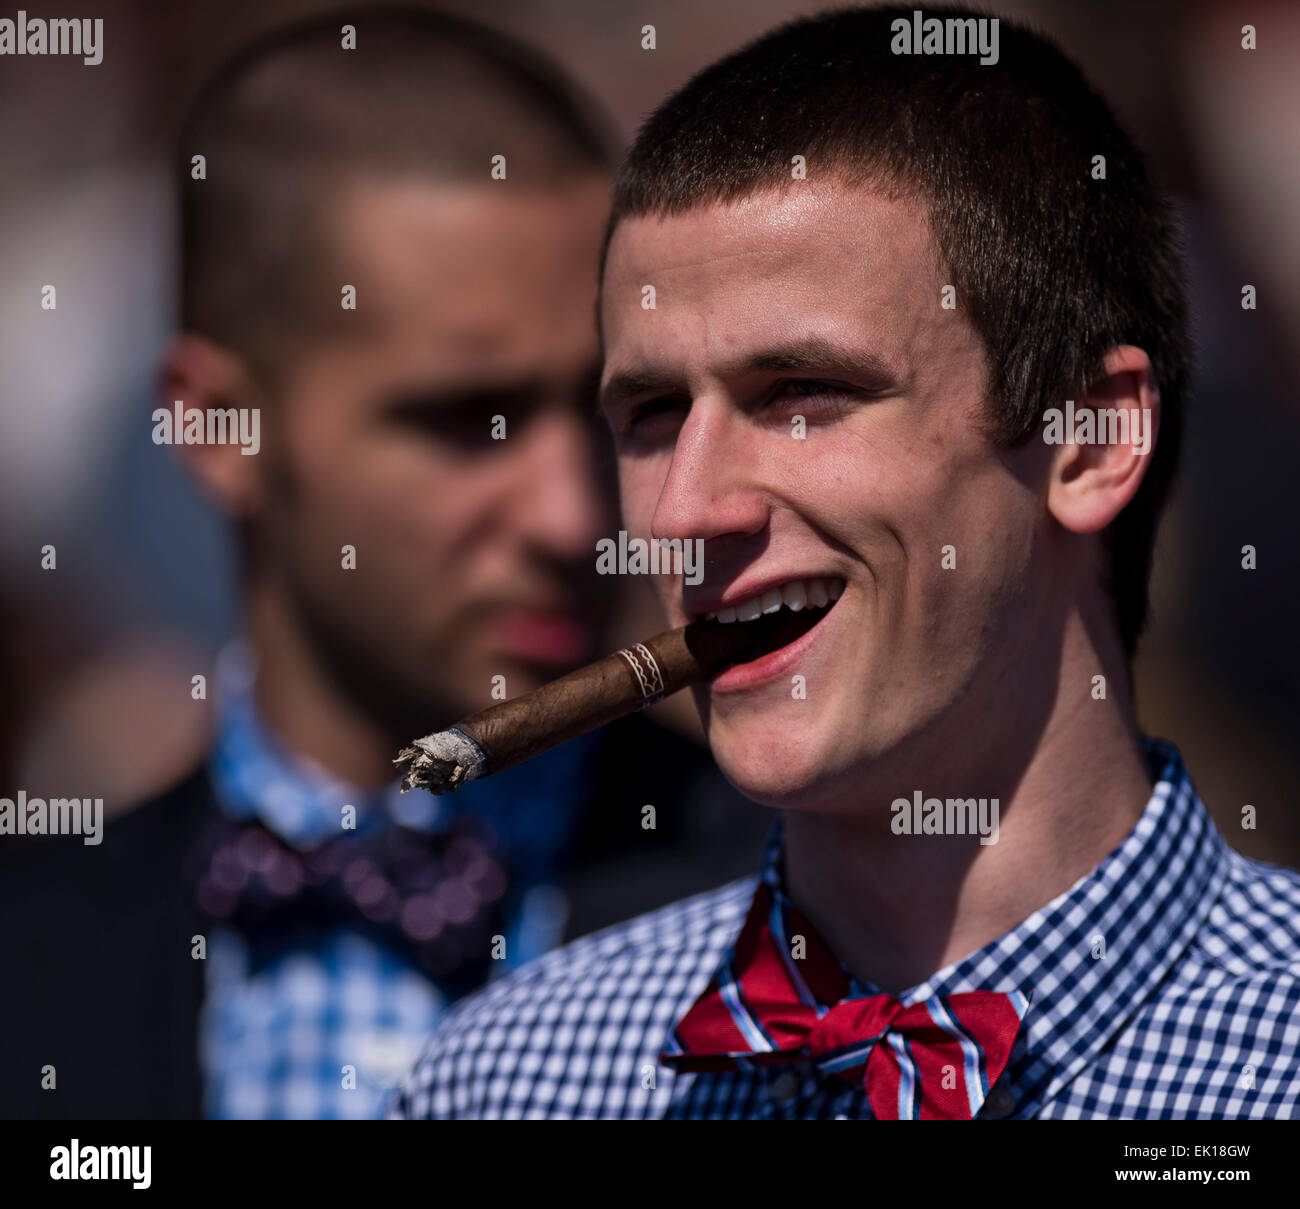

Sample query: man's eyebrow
[743,337,900,383]
[600,337,902,410]
[379,381,546,415]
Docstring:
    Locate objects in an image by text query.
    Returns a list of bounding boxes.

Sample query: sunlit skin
[165,177,613,785]
[600,180,1160,991]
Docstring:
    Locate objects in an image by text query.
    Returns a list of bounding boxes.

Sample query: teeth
[704,577,844,624]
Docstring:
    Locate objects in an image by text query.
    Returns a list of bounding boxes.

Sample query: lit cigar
[395,619,776,795]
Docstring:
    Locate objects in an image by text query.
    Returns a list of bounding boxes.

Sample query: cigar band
[616,642,665,707]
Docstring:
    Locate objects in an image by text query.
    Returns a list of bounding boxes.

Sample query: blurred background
[1,0,1298,862]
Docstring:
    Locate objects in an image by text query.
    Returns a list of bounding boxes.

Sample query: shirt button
[767,1071,801,1103]
[982,1084,1016,1119]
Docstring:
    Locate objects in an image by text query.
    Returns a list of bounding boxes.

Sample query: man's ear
[157,334,270,519]
[1045,345,1160,535]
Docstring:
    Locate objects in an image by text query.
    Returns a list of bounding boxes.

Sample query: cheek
[906,469,1039,657]
[792,419,1028,625]
[288,438,489,585]
[617,456,669,534]
[780,423,931,581]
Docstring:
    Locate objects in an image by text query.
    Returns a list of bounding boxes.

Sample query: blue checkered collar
[744,736,1231,1115]
[207,640,449,847]
[207,639,600,883]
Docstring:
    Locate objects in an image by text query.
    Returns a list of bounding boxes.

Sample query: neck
[782,611,1152,995]
[242,577,399,789]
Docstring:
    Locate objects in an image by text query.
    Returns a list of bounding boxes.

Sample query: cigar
[394,620,769,795]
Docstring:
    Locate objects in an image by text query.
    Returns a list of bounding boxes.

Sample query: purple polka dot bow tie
[191,811,511,996]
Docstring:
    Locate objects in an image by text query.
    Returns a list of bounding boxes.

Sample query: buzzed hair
[178,5,616,382]
[603,4,1190,669]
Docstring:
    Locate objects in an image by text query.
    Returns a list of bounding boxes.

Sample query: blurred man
[393,6,1300,1119]
[0,8,764,1120]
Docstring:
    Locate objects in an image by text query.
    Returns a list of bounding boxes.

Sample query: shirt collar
[207,640,424,846]
[701,736,1230,1114]
[207,639,600,867]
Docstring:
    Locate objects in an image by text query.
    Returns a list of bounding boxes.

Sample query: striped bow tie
[661,881,1031,1119]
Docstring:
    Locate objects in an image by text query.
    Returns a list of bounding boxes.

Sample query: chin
[708,717,848,811]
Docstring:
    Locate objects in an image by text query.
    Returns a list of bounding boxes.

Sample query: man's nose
[513,408,607,561]
[650,399,768,546]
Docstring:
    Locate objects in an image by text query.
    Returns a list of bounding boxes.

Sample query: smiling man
[392,6,1300,1120]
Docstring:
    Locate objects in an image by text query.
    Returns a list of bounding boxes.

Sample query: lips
[487,611,592,665]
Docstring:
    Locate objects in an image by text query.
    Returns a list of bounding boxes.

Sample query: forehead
[600,183,945,373]
[329,176,609,355]
[341,177,607,273]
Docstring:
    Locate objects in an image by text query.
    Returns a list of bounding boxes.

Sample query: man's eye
[620,397,688,439]
[761,380,861,423]
[391,396,538,449]
[769,379,852,401]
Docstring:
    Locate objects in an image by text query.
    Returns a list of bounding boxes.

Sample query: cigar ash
[395,727,486,794]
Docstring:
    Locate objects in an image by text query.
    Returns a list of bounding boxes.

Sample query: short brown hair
[179,5,616,382]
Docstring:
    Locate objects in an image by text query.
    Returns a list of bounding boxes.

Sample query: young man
[392,6,1300,1119]
[0,9,762,1121]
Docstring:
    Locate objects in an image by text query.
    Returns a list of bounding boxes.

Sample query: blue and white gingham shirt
[201,642,595,1119]
[391,737,1300,1119]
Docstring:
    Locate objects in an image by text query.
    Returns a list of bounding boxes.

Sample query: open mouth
[689,576,846,672]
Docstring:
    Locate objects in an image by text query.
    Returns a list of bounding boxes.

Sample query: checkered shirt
[390,737,1300,1119]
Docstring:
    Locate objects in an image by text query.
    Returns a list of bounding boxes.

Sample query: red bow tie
[661,881,1031,1119]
